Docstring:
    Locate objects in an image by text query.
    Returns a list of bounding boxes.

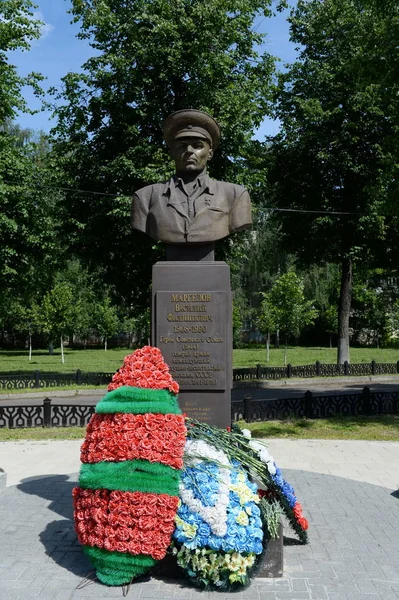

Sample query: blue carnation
[233,538,248,553]
[184,538,198,550]
[208,534,222,550]
[174,528,191,544]
[281,482,297,507]
[229,491,242,508]
[197,522,211,545]
[221,537,236,552]
[175,458,264,555]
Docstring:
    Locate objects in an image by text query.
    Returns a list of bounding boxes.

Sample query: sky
[12,0,299,139]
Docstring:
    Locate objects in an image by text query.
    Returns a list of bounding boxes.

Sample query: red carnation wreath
[107,345,179,394]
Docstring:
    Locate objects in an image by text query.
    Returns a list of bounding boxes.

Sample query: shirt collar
[163,173,215,196]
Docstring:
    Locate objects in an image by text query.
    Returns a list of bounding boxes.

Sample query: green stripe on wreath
[83,546,156,585]
[79,459,181,495]
[96,386,181,415]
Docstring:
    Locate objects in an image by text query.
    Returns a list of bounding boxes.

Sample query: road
[1,375,398,406]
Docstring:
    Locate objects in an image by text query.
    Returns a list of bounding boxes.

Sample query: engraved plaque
[155,291,227,390]
[152,261,232,427]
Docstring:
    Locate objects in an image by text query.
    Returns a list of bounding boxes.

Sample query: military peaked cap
[163,109,221,149]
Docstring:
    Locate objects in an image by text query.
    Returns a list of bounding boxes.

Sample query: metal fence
[0,399,95,428]
[1,360,399,391]
[233,360,399,383]
[0,386,397,428]
[233,386,399,422]
[0,370,114,391]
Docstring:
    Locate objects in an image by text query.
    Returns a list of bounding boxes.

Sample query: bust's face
[170,136,213,175]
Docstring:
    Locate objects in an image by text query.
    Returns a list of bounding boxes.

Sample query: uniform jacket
[131,174,252,244]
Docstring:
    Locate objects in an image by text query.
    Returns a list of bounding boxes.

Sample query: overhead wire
[1,179,364,215]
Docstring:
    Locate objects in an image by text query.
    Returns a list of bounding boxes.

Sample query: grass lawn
[233,346,399,368]
[238,414,399,441]
[0,348,129,373]
[0,346,398,373]
[0,414,397,441]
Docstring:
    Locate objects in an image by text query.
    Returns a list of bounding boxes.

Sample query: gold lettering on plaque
[171,293,211,302]
[174,304,207,312]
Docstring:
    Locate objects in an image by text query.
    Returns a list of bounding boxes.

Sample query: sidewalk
[0,439,398,599]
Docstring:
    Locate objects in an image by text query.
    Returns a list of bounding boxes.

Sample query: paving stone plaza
[0,439,398,599]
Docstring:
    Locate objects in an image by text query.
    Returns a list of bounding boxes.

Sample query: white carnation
[182,439,231,536]
[249,440,276,475]
[241,429,252,439]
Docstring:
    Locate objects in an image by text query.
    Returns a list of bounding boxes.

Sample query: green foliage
[388,300,399,342]
[323,305,338,336]
[33,282,75,341]
[51,0,282,311]
[230,211,291,342]
[264,272,318,341]
[94,296,120,350]
[271,0,398,261]
[232,295,245,349]
[0,6,58,311]
[120,310,152,348]
[0,123,65,310]
[269,0,399,363]
[0,0,43,122]
[258,293,277,336]
[351,269,399,346]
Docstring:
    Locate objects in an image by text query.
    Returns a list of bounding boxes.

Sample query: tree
[270,0,399,364]
[228,202,292,344]
[33,283,75,363]
[388,300,399,344]
[257,293,277,362]
[0,123,64,313]
[0,4,61,305]
[0,293,33,352]
[263,272,318,364]
[351,268,398,347]
[0,0,42,123]
[94,296,119,351]
[323,305,338,349]
[51,0,286,312]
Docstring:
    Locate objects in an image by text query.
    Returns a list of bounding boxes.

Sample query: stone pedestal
[152,261,232,428]
[257,521,284,577]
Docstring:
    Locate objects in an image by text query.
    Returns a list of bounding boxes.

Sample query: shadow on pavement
[15,474,194,589]
[18,473,75,519]
[17,474,93,579]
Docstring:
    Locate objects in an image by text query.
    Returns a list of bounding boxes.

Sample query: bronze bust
[131,109,252,257]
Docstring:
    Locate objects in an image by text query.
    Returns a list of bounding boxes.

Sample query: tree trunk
[61,335,65,364]
[283,335,288,366]
[104,337,107,351]
[329,334,332,349]
[337,255,352,364]
[266,331,270,363]
[29,333,32,361]
[48,341,54,355]
[275,329,280,348]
